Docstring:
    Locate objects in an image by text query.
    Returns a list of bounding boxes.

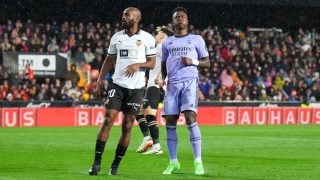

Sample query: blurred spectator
[1,35,11,51]
[84,47,95,63]
[6,93,14,101]
[23,63,34,82]
[73,46,86,65]
[60,39,70,53]
[90,54,103,72]
[47,38,59,53]
[66,64,80,88]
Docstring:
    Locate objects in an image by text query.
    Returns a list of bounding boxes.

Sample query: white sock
[195,157,202,163]
[152,143,161,150]
[170,158,178,163]
[143,136,151,141]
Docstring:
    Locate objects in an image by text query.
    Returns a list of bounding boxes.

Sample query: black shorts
[143,86,161,109]
[105,83,144,115]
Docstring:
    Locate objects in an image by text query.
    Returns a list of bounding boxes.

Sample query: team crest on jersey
[136,40,142,47]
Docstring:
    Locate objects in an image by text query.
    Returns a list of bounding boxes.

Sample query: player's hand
[125,63,140,77]
[96,78,105,96]
[158,79,166,89]
[181,56,193,65]
[155,78,161,85]
[154,74,162,85]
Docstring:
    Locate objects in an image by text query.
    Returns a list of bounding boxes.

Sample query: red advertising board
[298,108,313,124]
[223,107,238,125]
[36,108,75,127]
[91,108,105,126]
[1,108,20,127]
[0,106,318,127]
[312,108,320,124]
[253,108,268,125]
[283,107,298,125]
[268,108,283,125]
[197,107,223,125]
[19,108,37,127]
[75,108,92,127]
[238,107,253,125]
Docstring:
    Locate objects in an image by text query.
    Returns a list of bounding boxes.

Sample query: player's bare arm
[97,55,116,89]
[125,56,156,77]
[161,61,167,81]
[180,56,210,68]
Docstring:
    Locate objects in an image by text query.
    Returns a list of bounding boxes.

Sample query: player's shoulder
[111,30,125,39]
[115,29,126,36]
[139,30,154,39]
[163,35,175,44]
[187,34,205,44]
[187,33,203,40]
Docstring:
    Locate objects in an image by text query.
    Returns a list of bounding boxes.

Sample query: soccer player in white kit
[136,26,173,155]
[88,7,156,176]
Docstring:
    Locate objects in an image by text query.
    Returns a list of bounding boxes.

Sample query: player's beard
[173,23,187,31]
[122,19,134,30]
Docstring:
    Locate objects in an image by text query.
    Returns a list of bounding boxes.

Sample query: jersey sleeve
[195,35,209,59]
[107,34,117,56]
[145,35,156,57]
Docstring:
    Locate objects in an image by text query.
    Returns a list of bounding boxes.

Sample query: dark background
[1,0,319,29]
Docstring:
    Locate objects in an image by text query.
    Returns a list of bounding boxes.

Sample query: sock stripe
[188,122,198,128]
[166,125,176,129]
[148,121,158,126]
[137,118,146,123]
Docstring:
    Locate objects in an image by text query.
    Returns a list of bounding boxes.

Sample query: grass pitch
[0,125,319,179]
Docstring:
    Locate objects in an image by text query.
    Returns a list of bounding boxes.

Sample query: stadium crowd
[0,19,320,103]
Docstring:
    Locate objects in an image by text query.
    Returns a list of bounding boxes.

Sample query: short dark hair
[172,7,188,16]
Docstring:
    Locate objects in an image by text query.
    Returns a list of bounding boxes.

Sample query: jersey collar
[124,28,141,37]
[174,33,189,38]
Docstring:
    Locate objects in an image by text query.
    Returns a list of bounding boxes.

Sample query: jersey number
[108,89,116,97]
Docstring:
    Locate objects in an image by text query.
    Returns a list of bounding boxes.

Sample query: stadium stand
[0,1,319,103]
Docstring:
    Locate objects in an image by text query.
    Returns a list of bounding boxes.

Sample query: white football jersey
[147,43,162,88]
[108,29,156,89]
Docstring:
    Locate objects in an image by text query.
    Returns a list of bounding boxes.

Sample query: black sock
[136,115,149,137]
[94,140,106,164]
[146,115,159,144]
[111,144,127,168]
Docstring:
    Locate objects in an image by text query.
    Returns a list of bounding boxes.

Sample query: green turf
[0,125,319,179]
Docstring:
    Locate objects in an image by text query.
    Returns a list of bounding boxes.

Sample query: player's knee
[122,122,133,134]
[185,110,197,125]
[165,115,179,126]
[122,117,135,134]
[102,116,113,128]
[145,108,157,116]
[103,110,118,127]
[146,114,156,122]
[136,114,145,122]
[146,115,157,126]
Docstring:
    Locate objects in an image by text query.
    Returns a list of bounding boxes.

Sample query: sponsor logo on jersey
[136,40,142,47]
[120,49,129,57]
[168,46,191,56]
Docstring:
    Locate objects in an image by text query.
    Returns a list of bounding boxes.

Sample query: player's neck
[125,26,139,36]
[174,29,188,36]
